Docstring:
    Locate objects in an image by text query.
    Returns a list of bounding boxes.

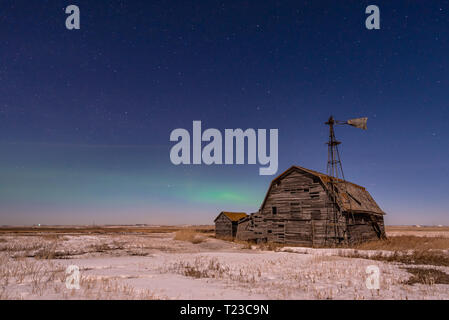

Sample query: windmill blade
[347,117,368,130]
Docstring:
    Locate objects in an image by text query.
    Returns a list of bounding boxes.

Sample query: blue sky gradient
[0,1,448,225]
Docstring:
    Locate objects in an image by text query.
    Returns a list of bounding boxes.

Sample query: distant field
[0,225,215,236]
[386,226,449,232]
[385,226,449,239]
[1,224,446,232]
[1,224,447,237]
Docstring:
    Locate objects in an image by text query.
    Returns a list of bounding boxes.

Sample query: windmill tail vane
[346,117,368,130]
[325,115,368,179]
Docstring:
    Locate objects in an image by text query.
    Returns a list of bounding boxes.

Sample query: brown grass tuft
[41,234,60,241]
[174,229,205,244]
[354,236,449,251]
[259,241,284,251]
[34,244,58,260]
[231,239,254,249]
[404,267,449,285]
[344,250,449,267]
[169,257,229,278]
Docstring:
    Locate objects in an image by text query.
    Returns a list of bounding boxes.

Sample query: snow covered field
[0,229,448,300]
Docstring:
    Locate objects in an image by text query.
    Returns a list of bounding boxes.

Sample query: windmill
[324,116,368,244]
[325,116,367,180]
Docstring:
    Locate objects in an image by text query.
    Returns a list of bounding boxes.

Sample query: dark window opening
[303,188,309,192]
[310,191,319,198]
[272,207,277,215]
[268,230,272,233]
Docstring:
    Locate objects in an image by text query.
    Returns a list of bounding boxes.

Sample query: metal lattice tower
[325,116,345,180]
[324,116,345,244]
[323,115,367,245]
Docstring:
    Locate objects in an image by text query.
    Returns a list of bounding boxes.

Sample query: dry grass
[231,239,254,249]
[0,231,207,261]
[170,257,229,278]
[223,238,296,251]
[0,252,66,297]
[354,236,449,251]
[167,257,259,285]
[34,244,59,260]
[343,250,449,267]
[390,251,449,267]
[0,251,162,300]
[174,229,205,244]
[40,234,61,241]
[73,275,162,300]
[404,267,449,285]
[88,240,126,253]
[259,242,285,251]
[218,233,449,252]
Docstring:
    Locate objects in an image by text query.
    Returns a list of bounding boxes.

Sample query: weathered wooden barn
[214,212,248,239]
[219,166,386,245]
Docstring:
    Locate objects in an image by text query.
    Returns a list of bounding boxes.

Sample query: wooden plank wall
[215,214,233,239]
[254,171,337,245]
[236,219,255,240]
[347,213,385,243]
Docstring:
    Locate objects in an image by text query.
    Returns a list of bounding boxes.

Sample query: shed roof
[214,212,248,222]
[261,166,385,215]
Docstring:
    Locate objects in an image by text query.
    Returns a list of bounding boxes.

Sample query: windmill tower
[324,116,368,245]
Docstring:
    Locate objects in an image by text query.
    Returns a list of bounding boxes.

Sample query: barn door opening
[370,217,385,239]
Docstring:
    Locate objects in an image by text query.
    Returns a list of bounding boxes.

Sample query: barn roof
[214,212,248,222]
[260,166,385,215]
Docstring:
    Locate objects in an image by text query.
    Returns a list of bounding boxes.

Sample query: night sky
[1,1,448,225]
